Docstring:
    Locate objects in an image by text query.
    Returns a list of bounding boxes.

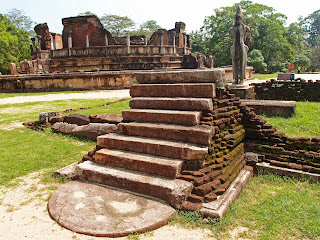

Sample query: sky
[0,0,319,34]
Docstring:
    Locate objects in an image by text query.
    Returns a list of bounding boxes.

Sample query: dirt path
[0,89,130,105]
[0,172,217,240]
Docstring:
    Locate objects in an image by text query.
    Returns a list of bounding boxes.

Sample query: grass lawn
[0,90,103,99]
[263,101,320,138]
[0,92,319,239]
[253,73,278,80]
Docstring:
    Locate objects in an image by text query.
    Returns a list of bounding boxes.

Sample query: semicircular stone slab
[48,181,176,237]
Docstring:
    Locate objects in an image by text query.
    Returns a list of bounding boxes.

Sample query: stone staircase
[76,82,216,208]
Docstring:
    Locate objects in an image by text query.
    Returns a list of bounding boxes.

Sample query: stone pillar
[186,34,191,48]
[183,32,187,54]
[159,30,164,54]
[85,35,90,48]
[37,35,42,51]
[172,31,176,55]
[31,38,36,53]
[144,35,148,54]
[9,63,19,75]
[51,33,56,58]
[208,56,214,68]
[68,32,72,57]
[127,35,130,55]
[105,35,109,46]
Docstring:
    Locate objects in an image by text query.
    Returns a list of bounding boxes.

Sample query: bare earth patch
[0,121,24,131]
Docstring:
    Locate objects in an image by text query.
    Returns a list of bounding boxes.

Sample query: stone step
[94,149,183,179]
[130,83,216,98]
[129,97,213,111]
[97,133,208,160]
[76,161,193,208]
[122,109,201,126]
[118,122,214,145]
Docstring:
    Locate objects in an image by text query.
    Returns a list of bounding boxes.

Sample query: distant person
[298,66,301,73]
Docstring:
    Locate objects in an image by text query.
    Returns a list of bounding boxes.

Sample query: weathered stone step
[94,149,183,179]
[130,83,216,98]
[129,97,214,111]
[76,161,193,208]
[122,109,201,126]
[97,133,208,160]
[118,122,214,145]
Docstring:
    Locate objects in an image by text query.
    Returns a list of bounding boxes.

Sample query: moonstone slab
[48,181,176,237]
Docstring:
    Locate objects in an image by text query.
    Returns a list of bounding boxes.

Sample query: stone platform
[48,181,176,237]
[241,100,296,116]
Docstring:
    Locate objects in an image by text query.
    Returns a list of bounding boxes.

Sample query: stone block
[97,133,208,160]
[118,122,214,145]
[130,97,214,111]
[90,114,123,124]
[76,161,193,208]
[72,123,118,140]
[64,113,90,125]
[94,149,183,179]
[130,83,216,98]
[122,109,201,126]
[229,85,255,99]
[52,122,78,134]
[241,100,296,116]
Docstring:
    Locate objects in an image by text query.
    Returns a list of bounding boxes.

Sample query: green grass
[263,101,320,138]
[172,174,320,240]
[0,97,130,185]
[253,73,278,80]
[0,90,105,99]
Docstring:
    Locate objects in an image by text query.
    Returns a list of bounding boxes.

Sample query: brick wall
[253,80,320,101]
[179,90,247,211]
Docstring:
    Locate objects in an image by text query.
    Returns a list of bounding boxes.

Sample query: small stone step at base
[94,149,183,179]
[241,100,296,116]
[256,162,320,183]
[122,109,202,126]
[97,133,208,160]
[130,83,216,98]
[119,122,214,145]
[200,169,252,218]
[76,161,193,208]
[129,97,214,111]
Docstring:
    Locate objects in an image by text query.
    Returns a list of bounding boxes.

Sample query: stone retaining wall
[253,80,320,101]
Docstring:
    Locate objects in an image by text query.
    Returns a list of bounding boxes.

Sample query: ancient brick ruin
[8,15,214,76]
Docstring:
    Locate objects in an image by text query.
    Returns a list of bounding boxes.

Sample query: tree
[293,55,311,71]
[248,49,267,73]
[130,20,161,38]
[100,14,135,37]
[0,14,31,74]
[304,10,320,46]
[5,8,35,33]
[200,0,295,73]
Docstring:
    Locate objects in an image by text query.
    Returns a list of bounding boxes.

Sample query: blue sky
[0,0,319,34]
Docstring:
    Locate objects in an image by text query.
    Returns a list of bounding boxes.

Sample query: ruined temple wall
[62,16,114,48]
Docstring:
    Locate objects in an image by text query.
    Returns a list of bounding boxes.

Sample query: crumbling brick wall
[179,90,247,211]
[242,105,320,174]
[253,80,320,102]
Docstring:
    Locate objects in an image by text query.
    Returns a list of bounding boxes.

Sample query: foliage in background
[0,14,32,74]
[248,49,267,73]
[192,0,317,73]
[303,9,320,47]
[4,8,35,33]
[100,14,135,37]
[293,54,311,71]
[130,20,162,39]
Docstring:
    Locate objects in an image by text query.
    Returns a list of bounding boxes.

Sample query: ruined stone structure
[7,15,206,76]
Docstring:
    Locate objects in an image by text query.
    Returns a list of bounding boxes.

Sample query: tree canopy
[100,14,135,37]
[194,0,310,73]
[0,13,31,74]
